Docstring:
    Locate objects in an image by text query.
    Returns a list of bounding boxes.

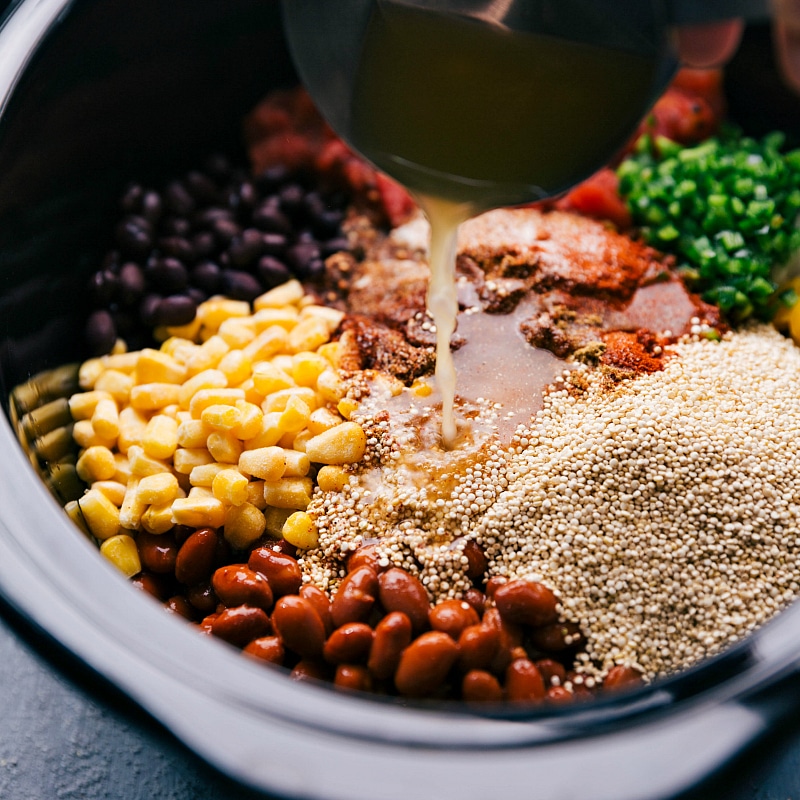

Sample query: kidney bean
[173,525,194,547]
[200,613,218,634]
[137,530,178,574]
[323,622,374,665]
[299,585,333,635]
[484,576,507,599]
[429,599,480,641]
[248,547,302,597]
[330,566,379,627]
[462,540,488,582]
[603,665,644,693]
[210,605,271,648]
[535,658,567,688]
[212,565,274,611]
[462,588,486,617]
[394,631,459,698]
[457,624,500,673]
[175,528,219,585]
[367,611,412,681]
[377,568,430,633]
[505,658,546,702]
[220,270,263,302]
[157,294,197,327]
[85,310,116,356]
[547,686,574,704]
[462,670,503,703]
[334,665,373,693]
[493,580,559,628]
[530,621,584,652]
[290,659,329,682]
[164,595,196,621]
[272,595,326,658]
[482,607,524,674]
[243,636,285,666]
[346,543,387,574]
[131,572,169,600]
[185,581,218,614]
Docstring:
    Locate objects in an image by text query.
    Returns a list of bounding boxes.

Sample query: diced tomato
[556,168,631,230]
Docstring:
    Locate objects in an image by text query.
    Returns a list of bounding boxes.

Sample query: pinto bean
[272,595,326,658]
[378,568,430,633]
[493,580,559,628]
[394,631,459,697]
[212,564,273,611]
[429,599,480,640]
[323,622,375,664]
[210,605,271,648]
[330,566,378,627]
[505,658,546,702]
[248,547,302,597]
[367,611,412,681]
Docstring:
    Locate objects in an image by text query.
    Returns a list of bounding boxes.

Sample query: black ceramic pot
[0,2,799,798]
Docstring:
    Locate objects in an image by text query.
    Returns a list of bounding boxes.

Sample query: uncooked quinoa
[306,324,800,680]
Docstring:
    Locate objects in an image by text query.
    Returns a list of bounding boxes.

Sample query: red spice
[601,330,665,374]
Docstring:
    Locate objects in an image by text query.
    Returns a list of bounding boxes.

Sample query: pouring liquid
[348,0,667,447]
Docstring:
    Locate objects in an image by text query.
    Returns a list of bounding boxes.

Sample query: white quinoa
[305,324,800,680]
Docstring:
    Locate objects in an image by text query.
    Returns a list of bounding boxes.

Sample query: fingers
[675,19,745,67]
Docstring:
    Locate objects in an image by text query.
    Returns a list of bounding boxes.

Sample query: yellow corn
[253,306,300,331]
[137,472,180,505]
[140,502,176,535]
[316,465,349,493]
[278,394,312,434]
[238,446,287,481]
[232,400,263,440]
[217,349,252,386]
[271,354,294,373]
[177,418,211,449]
[76,445,117,483]
[305,421,367,465]
[316,370,346,404]
[212,468,249,506]
[263,386,317,413]
[262,476,313,509]
[119,478,146,530]
[91,480,128,507]
[288,317,330,354]
[189,387,245,419]
[103,351,139,372]
[243,411,283,449]
[68,390,113,420]
[78,489,121,540]
[162,314,202,341]
[337,398,360,420]
[223,502,267,549]
[130,383,182,412]
[207,431,244,464]
[289,429,312,453]
[217,316,256,349]
[197,297,251,332]
[264,505,293,537]
[282,511,319,550]
[117,406,148,453]
[127,444,171,477]
[94,369,134,404]
[65,499,90,536]
[237,377,263,406]
[254,279,304,309]
[79,358,104,390]
[72,419,116,450]
[252,362,294,396]
[282,449,311,477]
[135,348,187,385]
[171,494,226,528]
[298,304,345,333]
[189,462,229,487]
[100,534,141,577]
[173,447,215,474]
[142,414,179,460]
[307,407,344,436]
[91,397,120,441]
[243,325,288,362]
[185,334,230,374]
[317,341,342,367]
[246,480,266,510]
[113,454,132,485]
[291,351,329,387]
[178,369,228,409]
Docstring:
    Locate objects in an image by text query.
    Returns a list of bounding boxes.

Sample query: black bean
[160,216,192,237]
[256,256,293,289]
[186,287,207,306]
[303,258,326,282]
[256,164,290,193]
[139,294,164,327]
[261,232,288,257]
[191,231,217,260]
[164,181,195,216]
[85,310,116,355]
[228,228,264,267]
[320,236,351,258]
[158,295,197,326]
[88,270,120,305]
[286,242,321,274]
[252,202,291,235]
[115,217,153,258]
[220,270,263,302]
[120,184,144,214]
[279,183,306,219]
[197,207,234,228]
[112,309,136,337]
[158,236,195,263]
[191,261,222,294]
[146,257,188,293]
[185,171,218,203]
[235,181,258,211]
[204,154,233,182]
[212,218,241,247]
[119,263,146,306]
[313,209,345,239]
[141,190,163,223]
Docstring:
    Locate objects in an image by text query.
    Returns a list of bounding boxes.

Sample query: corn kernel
[246,480,266,509]
[278,394,311,434]
[291,429,312,453]
[94,370,134,404]
[207,431,244,464]
[173,447,215,474]
[65,499,90,536]
[178,369,228,409]
[189,387,245,419]
[252,362,294,396]
[232,400,263,440]
[103,351,138,372]
[264,505,293,537]
[127,444,172,477]
[137,472,180,505]
[135,348,187,385]
[271,354,294,373]
[142,414,179,460]
[140,502,176,535]
[110,338,128,355]
[317,341,342,367]
[243,326,288,362]
[254,279,304,309]
[217,349,252,386]
[177,418,211,449]
[244,411,283,449]
[238,446,287,481]
[100,534,141,577]
[237,377,263,405]
[283,449,311,477]
[79,358,104,389]
[189,462,229,487]
[163,316,202,341]
[298,304,345,333]
[113,454,132,484]
[72,419,116,450]
[263,476,313,509]
[218,316,256,348]
[307,407,344,436]
[212,468,249,506]
[119,479,147,530]
[305,421,367,465]
[282,511,319,549]
[201,403,243,432]
[337,398,360,420]
[197,297,251,331]
[317,370,346,404]
[263,386,317,413]
[91,480,128,507]
[76,445,117,483]
[186,334,230,374]
[117,406,148,454]
[78,489,121,540]
[91,397,120,441]
[253,306,300,331]
[316,465,349,492]
[130,383,182,411]
[288,317,329,354]
[68,390,113,420]
[223,502,267,549]
[291,351,329,387]
[171,495,226,528]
